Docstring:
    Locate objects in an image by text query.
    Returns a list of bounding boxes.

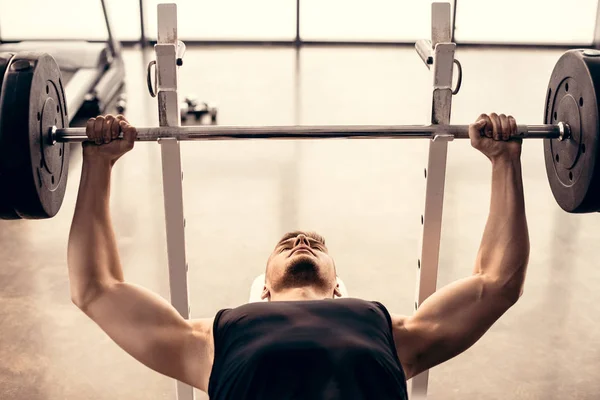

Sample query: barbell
[0,49,599,220]
[51,123,567,142]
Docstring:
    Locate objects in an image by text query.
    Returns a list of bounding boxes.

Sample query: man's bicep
[82,282,211,390]
[392,274,514,377]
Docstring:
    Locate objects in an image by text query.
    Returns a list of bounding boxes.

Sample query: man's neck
[269,287,331,301]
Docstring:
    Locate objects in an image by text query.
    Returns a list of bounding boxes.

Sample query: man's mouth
[290,247,314,256]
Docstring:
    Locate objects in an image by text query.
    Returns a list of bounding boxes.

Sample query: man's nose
[293,234,310,247]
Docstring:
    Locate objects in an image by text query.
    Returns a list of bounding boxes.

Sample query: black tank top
[208,298,408,400]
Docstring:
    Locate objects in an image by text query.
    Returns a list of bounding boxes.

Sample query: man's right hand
[83,115,137,164]
[468,113,522,162]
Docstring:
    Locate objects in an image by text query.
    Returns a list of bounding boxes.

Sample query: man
[68,113,529,399]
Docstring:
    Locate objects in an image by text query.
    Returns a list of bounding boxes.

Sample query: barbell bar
[51,123,569,143]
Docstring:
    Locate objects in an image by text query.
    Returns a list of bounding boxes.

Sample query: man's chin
[273,257,328,292]
[286,255,319,274]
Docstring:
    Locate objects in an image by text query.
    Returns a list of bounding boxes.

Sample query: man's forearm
[68,158,124,308]
[475,157,530,295]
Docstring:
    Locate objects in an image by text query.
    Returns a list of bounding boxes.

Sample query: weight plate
[0,52,21,219]
[544,49,600,213]
[0,52,69,219]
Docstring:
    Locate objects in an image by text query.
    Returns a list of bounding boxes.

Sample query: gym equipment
[0,0,125,123]
[0,52,20,219]
[0,53,69,219]
[147,57,218,124]
[544,50,600,213]
[53,123,567,142]
[181,96,218,123]
[0,49,598,219]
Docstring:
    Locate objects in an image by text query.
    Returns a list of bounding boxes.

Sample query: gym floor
[1,45,600,400]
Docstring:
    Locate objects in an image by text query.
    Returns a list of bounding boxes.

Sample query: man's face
[263,232,340,300]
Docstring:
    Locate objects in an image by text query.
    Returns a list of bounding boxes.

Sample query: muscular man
[68,113,529,399]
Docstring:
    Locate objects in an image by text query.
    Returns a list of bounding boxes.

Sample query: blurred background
[1,0,599,44]
[1,1,600,399]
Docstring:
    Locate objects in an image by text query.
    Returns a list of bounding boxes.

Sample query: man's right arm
[67,116,213,392]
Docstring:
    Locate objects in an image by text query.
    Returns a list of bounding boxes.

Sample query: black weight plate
[0,52,69,219]
[544,49,600,213]
[0,52,21,219]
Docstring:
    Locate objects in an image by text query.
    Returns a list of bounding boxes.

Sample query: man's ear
[261,286,270,301]
[334,283,342,298]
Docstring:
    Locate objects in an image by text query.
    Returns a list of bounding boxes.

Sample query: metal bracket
[416,39,434,68]
[432,133,454,142]
[176,40,186,66]
[433,43,456,90]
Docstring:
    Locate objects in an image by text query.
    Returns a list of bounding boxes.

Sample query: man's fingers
[86,118,95,141]
[509,116,517,137]
[82,114,138,162]
[473,119,487,129]
[469,114,491,148]
[111,116,120,139]
[116,114,128,124]
[469,119,485,135]
[119,121,137,145]
[479,114,493,138]
[499,114,510,141]
[489,113,501,140]
[104,115,114,144]
[123,125,138,146]
[469,112,523,160]
[93,116,105,145]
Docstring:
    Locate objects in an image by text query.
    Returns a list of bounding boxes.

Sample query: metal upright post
[155,4,194,400]
[295,0,301,47]
[451,0,457,43]
[594,0,600,49]
[411,3,456,399]
[139,0,148,47]
[100,0,121,61]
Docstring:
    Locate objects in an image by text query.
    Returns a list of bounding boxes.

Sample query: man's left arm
[392,114,530,379]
